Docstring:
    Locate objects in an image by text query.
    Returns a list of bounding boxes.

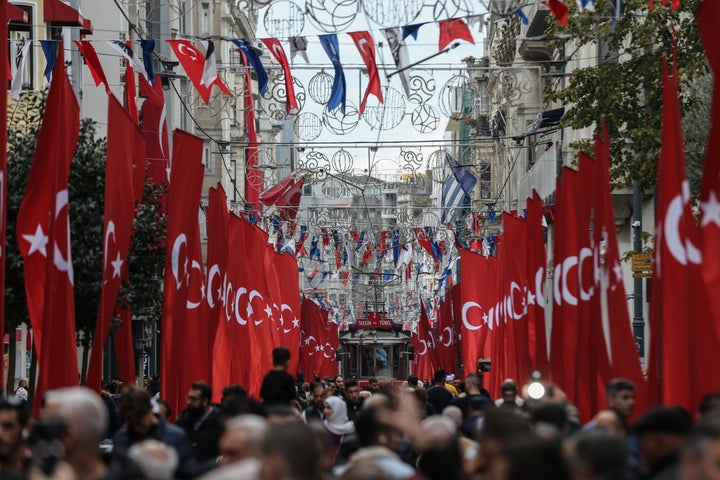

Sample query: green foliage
[545,0,709,190]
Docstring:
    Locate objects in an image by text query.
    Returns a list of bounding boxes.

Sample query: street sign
[631,253,653,274]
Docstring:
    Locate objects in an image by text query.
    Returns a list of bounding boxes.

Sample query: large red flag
[74,41,110,93]
[160,130,205,419]
[181,218,209,388]
[140,75,170,189]
[0,0,7,388]
[260,38,299,114]
[435,291,458,374]
[87,95,145,392]
[241,51,262,210]
[698,0,720,325]
[526,191,548,374]
[299,298,337,380]
[593,120,645,408]
[123,41,139,124]
[113,306,136,389]
[208,186,230,403]
[167,40,230,104]
[412,302,439,381]
[649,60,720,411]
[347,31,383,114]
[459,250,496,376]
[17,43,80,406]
[265,247,302,375]
[438,18,475,51]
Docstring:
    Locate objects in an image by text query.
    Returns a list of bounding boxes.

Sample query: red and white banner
[260,38,299,113]
[299,297,338,380]
[167,40,230,104]
[412,302,438,381]
[265,246,302,375]
[348,31,384,114]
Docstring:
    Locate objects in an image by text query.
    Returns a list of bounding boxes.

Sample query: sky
[255,1,488,177]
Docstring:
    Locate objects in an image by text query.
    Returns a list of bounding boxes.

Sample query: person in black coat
[176,381,223,464]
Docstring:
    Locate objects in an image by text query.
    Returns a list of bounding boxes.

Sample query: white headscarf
[323,395,355,436]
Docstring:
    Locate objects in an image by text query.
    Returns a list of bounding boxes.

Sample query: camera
[477,358,492,373]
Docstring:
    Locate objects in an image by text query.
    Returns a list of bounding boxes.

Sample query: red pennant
[167,40,230,104]
[74,40,110,92]
[542,0,569,26]
[438,18,475,51]
[348,31,384,114]
[140,75,170,192]
[260,39,299,113]
[17,42,80,410]
[87,94,145,392]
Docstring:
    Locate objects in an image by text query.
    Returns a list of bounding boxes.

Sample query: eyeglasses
[186,395,201,402]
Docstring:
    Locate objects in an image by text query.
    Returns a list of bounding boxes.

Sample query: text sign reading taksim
[356,312,393,329]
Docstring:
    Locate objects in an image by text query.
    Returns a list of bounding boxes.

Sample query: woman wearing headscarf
[323,395,355,452]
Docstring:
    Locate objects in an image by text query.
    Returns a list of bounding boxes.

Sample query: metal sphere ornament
[331,148,354,174]
[294,112,323,141]
[306,0,358,33]
[432,0,473,21]
[323,101,360,135]
[308,70,335,105]
[262,71,307,120]
[263,1,305,38]
[410,104,439,133]
[438,74,473,121]
[361,0,423,27]
[362,87,406,131]
[407,70,436,105]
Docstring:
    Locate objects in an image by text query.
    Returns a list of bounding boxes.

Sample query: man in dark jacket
[260,346,297,407]
[176,381,223,463]
[633,406,692,480]
[113,385,197,478]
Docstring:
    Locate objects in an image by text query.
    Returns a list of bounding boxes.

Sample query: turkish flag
[160,130,205,420]
[265,247,302,375]
[241,51,262,210]
[260,38,299,113]
[167,40,230,104]
[413,302,439,381]
[348,31,383,114]
[0,2,7,388]
[140,75,170,191]
[434,292,457,373]
[459,250,496,376]
[113,306,136,390]
[526,191,548,374]
[87,94,145,393]
[299,298,337,380]
[648,60,720,411]
[74,41,110,92]
[438,18,475,51]
[259,173,305,230]
[17,43,79,408]
[122,41,139,124]
[593,120,645,411]
[698,0,720,326]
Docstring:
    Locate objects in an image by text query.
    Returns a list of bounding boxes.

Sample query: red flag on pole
[347,31,384,114]
[113,306,136,389]
[160,130,205,420]
[526,191,548,374]
[241,51,262,210]
[698,0,720,326]
[438,18,475,51]
[0,0,7,388]
[17,42,80,409]
[434,292,458,374]
[260,38,299,114]
[459,250,496,376]
[542,0,569,26]
[123,41,139,124]
[74,40,110,93]
[299,298,337,380]
[167,40,230,104]
[259,173,305,226]
[87,94,145,392]
[412,302,438,382]
[265,247,302,375]
[140,75,170,190]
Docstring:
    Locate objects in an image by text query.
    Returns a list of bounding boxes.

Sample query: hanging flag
[16,42,80,410]
[467,14,486,31]
[233,39,268,96]
[438,18,475,51]
[383,28,411,97]
[10,39,31,100]
[442,154,477,223]
[140,39,155,84]
[107,39,149,81]
[542,0,570,26]
[265,247,302,375]
[74,41,110,92]
[240,51,262,209]
[348,31,383,114]
[289,36,309,63]
[318,34,346,113]
[698,0,720,328]
[160,130,205,420]
[259,173,305,228]
[113,306,136,389]
[300,297,338,380]
[412,302,439,381]
[435,293,458,374]
[261,38,299,113]
[402,23,426,40]
[0,1,7,389]
[140,75,170,193]
[576,0,595,11]
[167,40,231,104]
[123,41,139,125]
[201,40,218,86]
[40,40,58,82]
[87,95,144,393]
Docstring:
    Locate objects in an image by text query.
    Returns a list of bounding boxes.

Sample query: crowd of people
[2,347,720,479]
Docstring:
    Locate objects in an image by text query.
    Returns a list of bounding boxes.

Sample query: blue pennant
[40,40,58,82]
[139,39,155,84]
[402,23,426,40]
[318,34,346,114]
[232,39,268,96]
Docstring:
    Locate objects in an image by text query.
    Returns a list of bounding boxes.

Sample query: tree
[5,94,167,388]
[545,0,709,190]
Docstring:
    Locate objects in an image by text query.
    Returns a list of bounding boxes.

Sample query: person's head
[310,382,326,409]
[591,408,628,439]
[605,378,636,417]
[0,396,29,463]
[699,393,720,420]
[334,375,345,389]
[492,434,571,480]
[127,439,178,480]
[218,415,269,466]
[565,430,630,480]
[142,377,150,387]
[417,416,464,480]
[42,387,109,456]
[221,384,248,405]
[634,406,693,469]
[432,370,447,386]
[155,398,171,421]
[345,380,360,406]
[272,346,291,369]
[260,421,319,480]
[325,383,337,397]
[117,384,158,436]
[354,404,400,450]
[478,408,532,469]
[465,373,483,395]
[186,381,212,419]
[367,378,380,393]
[323,395,348,423]
[17,379,28,389]
[407,375,419,387]
[683,419,720,480]
[265,404,302,424]
[500,379,519,404]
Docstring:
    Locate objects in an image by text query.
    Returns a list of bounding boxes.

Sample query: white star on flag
[701,190,720,228]
[111,252,124,278]
[22,224,49,257]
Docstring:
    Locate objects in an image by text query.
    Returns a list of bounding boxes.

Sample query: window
[200,3,210,35]
[303,183,312,196]
[9,5,34,92]
[203,143,213,173]
[180,79,191,130]
[178,0,188,35]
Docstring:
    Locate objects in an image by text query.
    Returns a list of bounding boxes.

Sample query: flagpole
[386,42,461,78]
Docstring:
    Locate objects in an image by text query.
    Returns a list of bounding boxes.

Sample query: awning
[81,18,93,35]
[44,0,83,27]
[8,4,29,23]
